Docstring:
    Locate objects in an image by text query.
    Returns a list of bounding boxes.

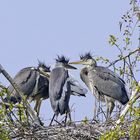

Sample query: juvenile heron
[69,52,129,120]
[5,62,50,116]
[49,55,79,125]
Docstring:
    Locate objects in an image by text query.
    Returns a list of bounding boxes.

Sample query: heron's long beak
[32,67,50,78]
[69,60,84,65]
[65,64,77,69]
[40,71,50,78]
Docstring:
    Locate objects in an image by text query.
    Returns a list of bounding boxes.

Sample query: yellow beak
[32,67,50,78]
[69,60,84,65]
[40,71,50,78]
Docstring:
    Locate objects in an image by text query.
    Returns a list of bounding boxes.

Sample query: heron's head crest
[38,61,50,72]
[55,55,69,64]
[80,52,93,60]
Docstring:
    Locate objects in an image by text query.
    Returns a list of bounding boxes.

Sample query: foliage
[0,88,10,140]
[0,124,10,140]
[0,85,32,139]
[82,116,89,125]
[101,107,140,140]
[0,0,140,139]
[100,0,140,139]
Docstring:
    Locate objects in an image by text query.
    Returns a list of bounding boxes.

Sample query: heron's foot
[36,116,44,126]
[39,120,44,126]
[49,114,56,126]
[92,118,99,124]
[105,117,114,125]
[49,121,54,127]
[61,120,66,127]
[59,119,73,127]
[49,119,62,127]
[53,119,63,127]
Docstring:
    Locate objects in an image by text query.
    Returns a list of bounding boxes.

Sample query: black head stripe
[80,52,93,60]
[55,55,69,63]
[38,61,50,72]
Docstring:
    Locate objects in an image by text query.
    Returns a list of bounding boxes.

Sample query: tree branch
[116,81,140,124]
[108,48,139,67]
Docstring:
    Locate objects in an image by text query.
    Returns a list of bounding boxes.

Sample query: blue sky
[0,0,130,124]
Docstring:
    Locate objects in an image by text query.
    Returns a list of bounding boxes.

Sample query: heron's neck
[87,64,96,68]
[55,62,67,70]
[55,62,63,67]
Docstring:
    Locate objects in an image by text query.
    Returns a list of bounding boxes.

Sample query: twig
[116,81,140,124]
[0,102,25,109]
[108,48,139,67]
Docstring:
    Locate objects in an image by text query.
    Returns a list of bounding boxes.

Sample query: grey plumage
[69,75,87,97]
[87,66,128,104]
[49,55,78,125]
[5,62,50,116]
[69,52,129,119]
[6,59,87,119]
[8,67,37,98]
[49,67,70,115]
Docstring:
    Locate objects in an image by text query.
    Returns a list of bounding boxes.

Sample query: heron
[4,60,86,122]
[5,62,50,116]
[69,52,129,120]
[49,55,85,126]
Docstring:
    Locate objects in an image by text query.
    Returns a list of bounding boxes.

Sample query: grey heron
[49,55,81,126]
[69,52,129,120]
[5,62,50,116]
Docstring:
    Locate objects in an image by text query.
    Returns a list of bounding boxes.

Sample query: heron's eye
[39,65,50,72]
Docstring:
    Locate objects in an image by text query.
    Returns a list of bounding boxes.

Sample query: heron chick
[49,55,77,126]
[69,52,129,120]
[5,61,50,116]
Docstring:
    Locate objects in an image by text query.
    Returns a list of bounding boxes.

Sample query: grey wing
[8,67,37,97]
[100,66,125,84]
[49,67,68,113]
[68,75,87,97]
[88,67,129,104]
[33,75,49,99]
[49,67,68,100]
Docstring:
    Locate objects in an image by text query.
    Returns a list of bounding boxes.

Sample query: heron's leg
[109,101,115,118]
[64,113,68,124]
[68,111,72,122]
[68,111,72,125]
[106,100,115,120]
[117,104,122,116]
[93,98,97,120]
[105,97,109,120]
[97,95,101,120]
[34,99,40,116]
[64,111,71,126]
[33,99,44,126]
[49,114,55,126]
[67,107,72,122]
[36,99,42,116]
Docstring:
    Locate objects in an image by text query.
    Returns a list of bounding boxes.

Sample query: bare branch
[108,48,139,67]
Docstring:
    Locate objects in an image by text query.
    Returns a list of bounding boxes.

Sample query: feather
[80,52,93,60]
[55,55,69,63]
